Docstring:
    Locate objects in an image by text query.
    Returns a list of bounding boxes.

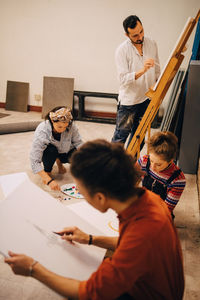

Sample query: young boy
[138,131,186,217]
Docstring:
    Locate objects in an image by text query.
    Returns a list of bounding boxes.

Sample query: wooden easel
[127,9,200,158]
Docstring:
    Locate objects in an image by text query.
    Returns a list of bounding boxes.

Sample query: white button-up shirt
[115,37,160,105]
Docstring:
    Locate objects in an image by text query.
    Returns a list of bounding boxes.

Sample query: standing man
[112,15,160,146]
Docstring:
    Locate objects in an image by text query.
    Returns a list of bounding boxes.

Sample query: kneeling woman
[138,131,186,218]
[30,106,83,190]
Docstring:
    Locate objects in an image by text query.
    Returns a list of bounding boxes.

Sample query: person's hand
[143,58,154,72]
[56,226,90,245]
[4,251,35,276]
[39,171,60,191]
[49,180,60,191]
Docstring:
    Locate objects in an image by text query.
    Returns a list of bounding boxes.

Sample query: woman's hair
[148,131,178,162]
[70,139,143,202]
[45,106,73,130]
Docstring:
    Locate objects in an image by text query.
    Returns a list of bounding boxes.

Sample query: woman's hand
[5,251,35,276]
[48,180,60,191]
[56,227,90,245]
[38,171,60,191]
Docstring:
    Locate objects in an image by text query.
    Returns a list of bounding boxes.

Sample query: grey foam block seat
[0,120,41,134]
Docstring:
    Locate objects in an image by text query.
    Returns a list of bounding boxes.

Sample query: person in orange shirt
[5,139,184,300]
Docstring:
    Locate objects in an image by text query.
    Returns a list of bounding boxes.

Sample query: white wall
[0,0,199,110]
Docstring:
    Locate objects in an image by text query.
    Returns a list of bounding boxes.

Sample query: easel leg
[147,123,151,155]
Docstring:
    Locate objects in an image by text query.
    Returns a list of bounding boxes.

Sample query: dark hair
[45,106,73,130]
[123,15,142,34]
[70,139,143,202]
[148,131,178,162]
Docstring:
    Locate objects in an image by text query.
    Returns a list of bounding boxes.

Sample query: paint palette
[61,183,84,199]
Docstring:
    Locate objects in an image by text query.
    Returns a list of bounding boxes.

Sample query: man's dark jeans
[112,99,150,148]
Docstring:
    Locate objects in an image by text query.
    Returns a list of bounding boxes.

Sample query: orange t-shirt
[79,190,184,300]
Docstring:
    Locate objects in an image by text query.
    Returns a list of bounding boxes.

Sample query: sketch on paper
[26,220,60,246]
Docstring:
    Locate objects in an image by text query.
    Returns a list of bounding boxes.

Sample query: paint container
[64,197,72,201]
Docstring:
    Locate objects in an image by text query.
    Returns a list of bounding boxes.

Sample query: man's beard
[132,37,144,45]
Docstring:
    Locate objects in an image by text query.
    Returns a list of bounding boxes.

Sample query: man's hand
[5,251,35,276]
[143,58,155,72]
[135,58,155,80]
[56,226,90,245]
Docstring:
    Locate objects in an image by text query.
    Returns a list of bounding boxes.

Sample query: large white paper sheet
[0,172,29,200]
[0,184,5,202]
[68,202,119,237]
[0,179,106,280]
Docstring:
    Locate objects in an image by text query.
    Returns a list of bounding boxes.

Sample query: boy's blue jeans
[111,99,150,147]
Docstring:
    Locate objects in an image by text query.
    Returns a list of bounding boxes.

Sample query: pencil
[142,55,160,67]
[52,231,64,236]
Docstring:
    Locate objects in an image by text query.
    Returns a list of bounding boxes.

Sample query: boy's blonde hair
[148,131,178,162]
